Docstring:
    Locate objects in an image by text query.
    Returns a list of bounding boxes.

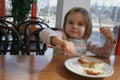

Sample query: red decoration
[116,26,120,56]
[0,0,5,16]
[31,2,37,21]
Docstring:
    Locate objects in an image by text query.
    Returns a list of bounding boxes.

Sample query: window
[90,0,120,44]
[91,0,120,26]
[37,0,58,27]
[5,0,12,15]
[5,0,58,27]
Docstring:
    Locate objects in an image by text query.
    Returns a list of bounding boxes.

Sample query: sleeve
[39,28,63,45]
[87,39,116,57]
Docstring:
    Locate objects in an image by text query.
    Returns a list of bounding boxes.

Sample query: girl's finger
[55,44,62,49]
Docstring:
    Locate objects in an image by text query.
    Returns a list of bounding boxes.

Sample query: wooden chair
[26,16,44,22]
[0,29,9,55]
[0,20,17,30]
[25,29,47,55]
[0,26,21,55]
[0,20,18,46]
[0,15,18,25]
[17,20,49,55]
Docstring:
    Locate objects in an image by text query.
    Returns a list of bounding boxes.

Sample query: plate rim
[64,57,114,78]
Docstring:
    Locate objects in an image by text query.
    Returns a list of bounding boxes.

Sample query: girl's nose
[72,24,78,28]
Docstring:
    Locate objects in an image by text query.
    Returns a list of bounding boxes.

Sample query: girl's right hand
[51,36,76,55]
[56,40,76,55]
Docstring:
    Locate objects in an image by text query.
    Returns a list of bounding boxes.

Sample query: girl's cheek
[80,29,85,36]
[80,28,85,32]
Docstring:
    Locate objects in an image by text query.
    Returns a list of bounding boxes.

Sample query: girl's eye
[68,21,74,24]
[78,22,83,26]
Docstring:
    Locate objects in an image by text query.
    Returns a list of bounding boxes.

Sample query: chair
[25,29,47,55]
[0,29,9,55]
[17,20,49,31]
[0,16,3,20]
[0,15,18,25]
[26,16,44,22]
[0,26,21,55]
[28,28,61,55]
[0,20,18,46]
[17,20,49,55]
[0,20,17,30]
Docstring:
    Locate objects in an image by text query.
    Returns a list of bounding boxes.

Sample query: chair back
[17,20,49,55]
[0,29,9,55]
[25,29,47,55]
[0,26,21,55]
[0,20,17,30]
[26,16,44,22]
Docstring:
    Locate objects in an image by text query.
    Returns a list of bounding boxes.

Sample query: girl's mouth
[70,31,78,33]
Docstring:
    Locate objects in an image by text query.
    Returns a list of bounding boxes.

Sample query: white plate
[64,57,114,78]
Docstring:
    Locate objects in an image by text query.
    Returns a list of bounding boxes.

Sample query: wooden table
[0,54,120,80]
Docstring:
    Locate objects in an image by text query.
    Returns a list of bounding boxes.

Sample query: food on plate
[78,57,104,75]
[84,68,104,75]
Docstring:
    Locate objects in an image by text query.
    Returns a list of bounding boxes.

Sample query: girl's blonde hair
[63,7,92,39]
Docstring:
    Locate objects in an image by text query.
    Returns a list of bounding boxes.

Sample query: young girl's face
[65,12,86,39]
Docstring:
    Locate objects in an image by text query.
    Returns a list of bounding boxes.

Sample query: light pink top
[40,28,116,57]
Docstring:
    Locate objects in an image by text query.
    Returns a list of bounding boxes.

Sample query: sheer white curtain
[90,0,120,44]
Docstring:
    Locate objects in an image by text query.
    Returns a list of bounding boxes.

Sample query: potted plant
[11,0,35,23]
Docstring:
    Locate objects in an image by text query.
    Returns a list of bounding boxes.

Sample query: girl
[40,7,116,57]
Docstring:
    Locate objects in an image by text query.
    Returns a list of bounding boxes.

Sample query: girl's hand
[51,36,76,55]
[61,40,76,55]
[56,40,76,55]
[99,27,114,42]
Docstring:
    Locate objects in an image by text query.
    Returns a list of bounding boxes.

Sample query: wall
[56,0,91,28]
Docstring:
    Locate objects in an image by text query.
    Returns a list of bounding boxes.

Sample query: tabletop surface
[0,51,120,80]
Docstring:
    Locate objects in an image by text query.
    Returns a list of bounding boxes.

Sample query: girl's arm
[87,27,116,57]
[39,28,63,45]
[39,28,76,54]
[87,39,116,57]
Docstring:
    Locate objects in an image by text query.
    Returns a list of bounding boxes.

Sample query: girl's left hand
[99,27,114,42]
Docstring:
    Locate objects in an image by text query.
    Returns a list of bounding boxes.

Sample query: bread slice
[90,62,104,70]
[78,58,104,75]
[78,57,93,68]
[84,68,104,75]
